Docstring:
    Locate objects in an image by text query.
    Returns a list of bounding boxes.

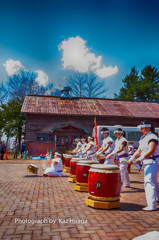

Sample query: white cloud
[3,59,49,87]
[3,59,24,76]
[58,36,118,78]
[95,65,118,78]
[35,70,48,87]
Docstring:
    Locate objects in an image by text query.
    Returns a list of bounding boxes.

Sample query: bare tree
[66,72,107,98]
[66,73,87,97]
[85,73,107,98]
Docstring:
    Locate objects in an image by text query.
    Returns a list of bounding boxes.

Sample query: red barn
[21,95,159,155]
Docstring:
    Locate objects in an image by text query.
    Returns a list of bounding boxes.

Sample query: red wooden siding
[26,142,55,156]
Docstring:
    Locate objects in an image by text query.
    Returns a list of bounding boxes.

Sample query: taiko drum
[70,158,87,177]
[63,154,78,169]
[88,164,121,201]
[76,160,99,186]
[27,164,39,175]
[97,154,105,164]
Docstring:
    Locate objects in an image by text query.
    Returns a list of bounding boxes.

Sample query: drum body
[88,164,121,201]
[70,158,87,177]
[76,161,99,186]
[63,154,78,170]
[61,154,65,165]
[27,164,39,174]
[97,154,105,164]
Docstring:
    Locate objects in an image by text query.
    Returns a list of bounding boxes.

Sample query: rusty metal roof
[21,95,159,118]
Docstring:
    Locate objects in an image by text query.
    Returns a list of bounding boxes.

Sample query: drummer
[128,121,159,211]
[94,127,115,164]
[78,138,88,158]
[43,152,63,177]
[107,128,130,188]
[72,138,82,155]
[128,141,134,156]
[84,136,96,160]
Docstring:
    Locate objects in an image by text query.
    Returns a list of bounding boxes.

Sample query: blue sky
[0,0,159,98]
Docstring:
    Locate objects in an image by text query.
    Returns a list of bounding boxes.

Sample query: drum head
[71,158,87,162]
[64,154,78,158]
[90,164,119,170]
[77,160,99,166]
[28,164,38,169]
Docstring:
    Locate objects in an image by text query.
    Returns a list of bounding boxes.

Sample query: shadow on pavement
[24,175,42,177]
[121,186,145,193]
[119,202,145,211]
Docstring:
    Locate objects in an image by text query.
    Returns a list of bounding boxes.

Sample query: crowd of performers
[43,120,159,212]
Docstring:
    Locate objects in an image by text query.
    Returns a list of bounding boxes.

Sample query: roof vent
[60,86,72,98]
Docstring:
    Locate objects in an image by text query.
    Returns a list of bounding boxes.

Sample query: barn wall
[25,114,159,155]
[25,114,159,142]
[26,142,55,156]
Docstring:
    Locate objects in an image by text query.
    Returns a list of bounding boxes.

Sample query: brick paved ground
[0,160,159,240]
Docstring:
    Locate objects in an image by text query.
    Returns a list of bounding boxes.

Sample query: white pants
[119,158,130,187]
[144,163,158,209]
[44,167,63,177]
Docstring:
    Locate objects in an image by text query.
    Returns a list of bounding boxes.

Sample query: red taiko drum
[88,164,121,201]
[63,154,78,170]
[76,160,99,186]
[70,158,87,177]
[97,154,105,164]
[61,154,65,165]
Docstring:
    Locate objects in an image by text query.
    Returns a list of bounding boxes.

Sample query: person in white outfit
[128,142,134,156]
[43,152,63,177]
[107,128,130,188]
[85,136,96,160]
[77,138,87,158]
[94,128,115,164]
[72,138,82,156]
[128,121,159,212]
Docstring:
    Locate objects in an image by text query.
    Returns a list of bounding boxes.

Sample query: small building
[21,95,159,155]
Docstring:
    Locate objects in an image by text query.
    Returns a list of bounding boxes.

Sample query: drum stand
[86,196,120,209]
[74,183,88,192]
[63,166,70,173]
[68,175,76,183]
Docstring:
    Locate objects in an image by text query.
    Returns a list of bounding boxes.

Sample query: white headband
[137,124,151,129]
[101,131,109,134]
[75,138,80,141]
[114,130,123,134]
[81,138,86,141]
[88,137,93,139]
[55,152,61,156]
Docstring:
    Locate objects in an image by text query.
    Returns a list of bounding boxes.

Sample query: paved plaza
[0,160,159,240]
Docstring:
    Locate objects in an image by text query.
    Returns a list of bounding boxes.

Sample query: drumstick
[87,152,97,156]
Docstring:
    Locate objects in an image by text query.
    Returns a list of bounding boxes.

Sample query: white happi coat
[86,141,96,160]
[115,136,129,160]
[86,141,96,155]
[128,144,134,155]
[139,132,159,165]
[102,136,114,153]
[44,157,63,177]
[102,136,115,165]
[73,141,82,153]
[77,142,88,158]
[139,132,159,210]
[80,142,88,153]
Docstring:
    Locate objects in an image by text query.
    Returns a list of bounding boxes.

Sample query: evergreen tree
[1,98,26,148]
[115,65,159,101]
[136,65,159,101]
